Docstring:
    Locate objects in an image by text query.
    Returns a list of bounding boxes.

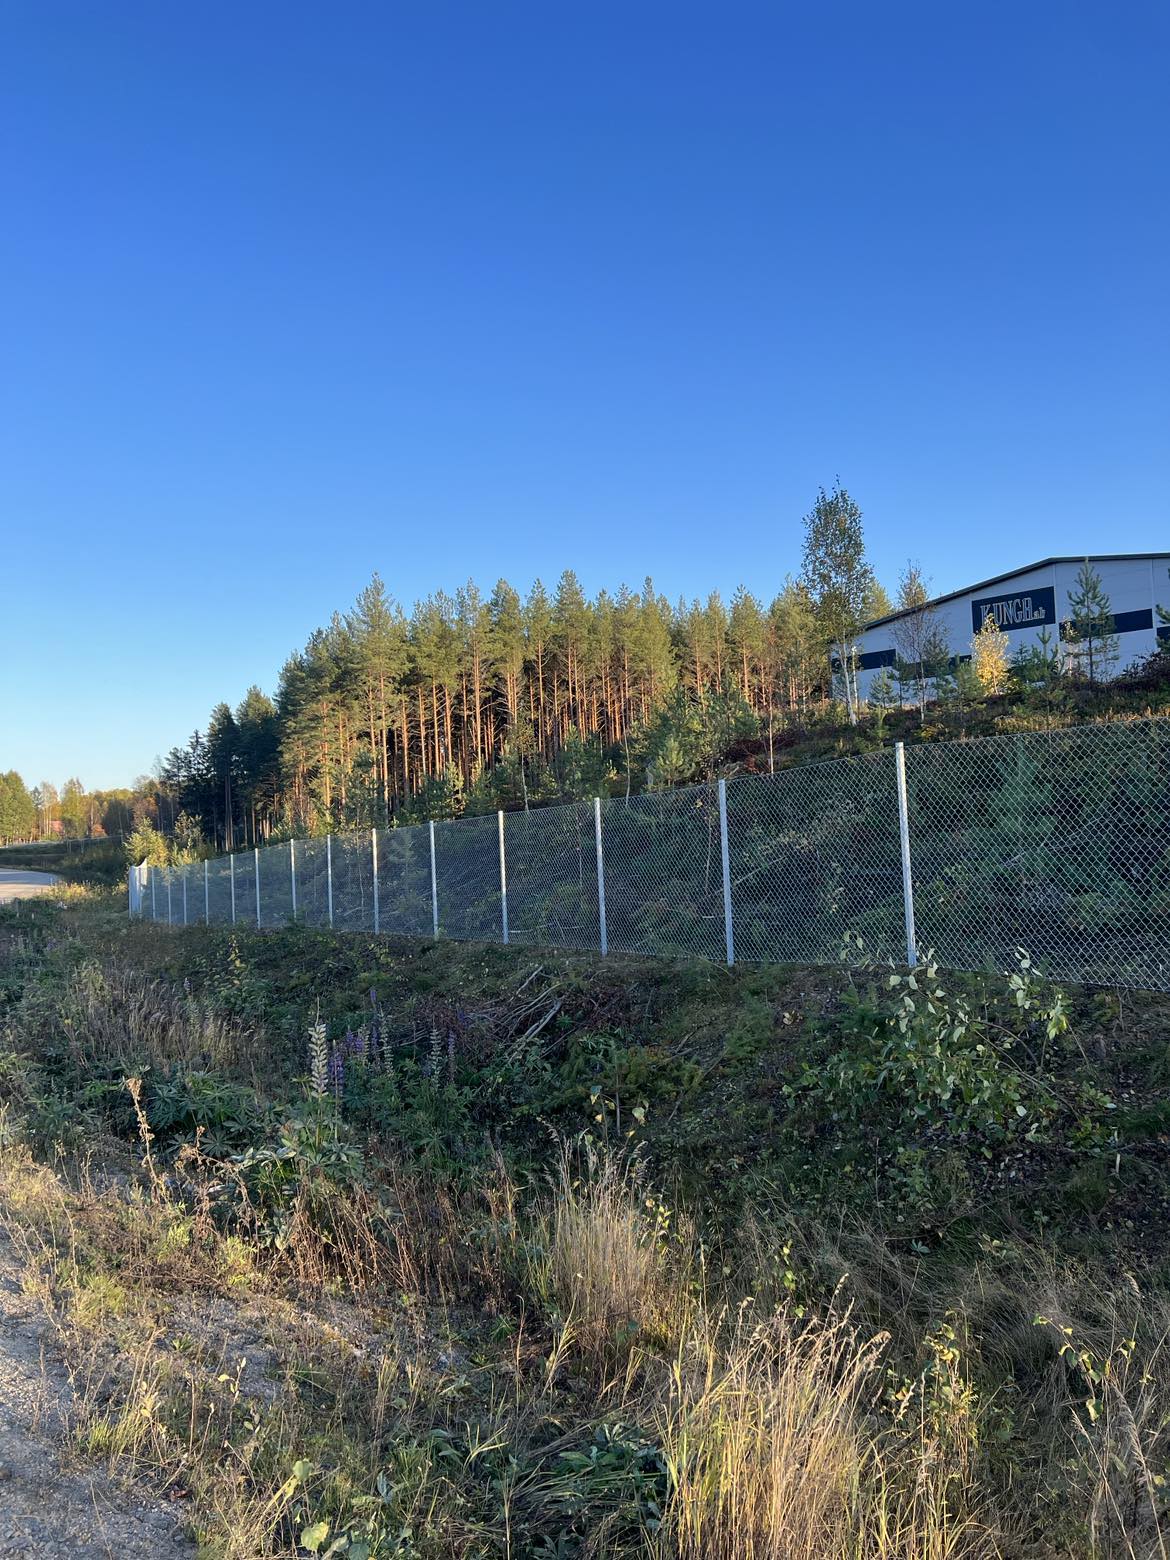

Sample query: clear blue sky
[2,2,1167,790]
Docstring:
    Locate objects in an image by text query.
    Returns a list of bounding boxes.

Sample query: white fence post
[594,797,608,955]
[326,833,334,927]
[429,820,439,938]
[290,839,297,921]
[182,868,188,925]
[204,859,210,923]
[229,853,236,924]
[254,846,261,927]
[371,828,380,934]
[150,867,156,920]
[498,810,509,945]
[894,741,918,968]
[166,869,173,925]
[717,778,735,967]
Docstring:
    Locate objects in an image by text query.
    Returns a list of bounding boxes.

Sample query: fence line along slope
[131,719,1170,992]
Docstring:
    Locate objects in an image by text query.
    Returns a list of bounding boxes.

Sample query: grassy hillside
[1,887,1168,1555]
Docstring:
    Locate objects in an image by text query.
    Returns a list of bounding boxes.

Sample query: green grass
[3,888,1170,1555]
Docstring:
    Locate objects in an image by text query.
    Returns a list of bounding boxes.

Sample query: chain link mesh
[726,751,904,966]
[376,826,434,937]
[906,720,1170,987]
[206,856,234,924]
[132,720,1170,990]
[505,802,600,949]
[257,843,294,929]
[433,813,502,941]
[292,837,331,927]
[599,784,726,961]
[332,831,376,932]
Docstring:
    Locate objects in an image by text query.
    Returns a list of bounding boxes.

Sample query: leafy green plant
[146,1069,265,1156]
[796,953,1064,1141]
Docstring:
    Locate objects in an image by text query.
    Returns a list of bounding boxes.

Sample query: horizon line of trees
[158,484,892,846]
[0,772,153,846]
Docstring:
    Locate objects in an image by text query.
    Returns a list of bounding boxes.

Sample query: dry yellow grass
[0,1121,1166,1557]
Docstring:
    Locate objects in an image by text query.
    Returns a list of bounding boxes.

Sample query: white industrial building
[851,553,1170,702]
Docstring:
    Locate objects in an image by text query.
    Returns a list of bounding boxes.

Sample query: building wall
[852,556,1170,701]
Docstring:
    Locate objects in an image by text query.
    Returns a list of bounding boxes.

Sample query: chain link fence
[129,720,1170,990]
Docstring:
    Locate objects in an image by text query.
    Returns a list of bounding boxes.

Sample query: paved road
[0,871,60,906]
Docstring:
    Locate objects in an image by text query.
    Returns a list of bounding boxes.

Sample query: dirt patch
[0,1232,192,1558]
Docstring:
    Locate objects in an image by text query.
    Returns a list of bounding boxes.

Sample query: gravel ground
[0,1234,192,1558]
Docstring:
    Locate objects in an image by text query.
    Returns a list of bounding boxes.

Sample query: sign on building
[970,585,1056,634]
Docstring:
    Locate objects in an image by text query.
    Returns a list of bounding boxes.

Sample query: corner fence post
[204,858,210,924]
[894,741,918,968]
[717,778,735,967]
[326,833,334,926]
[429,820,439,938]
[229,853,236,924]
[290,839,297,921]
[254,846,261,927]
[594,797,608,955]
[498,810,509,945]
[371,828,380,934]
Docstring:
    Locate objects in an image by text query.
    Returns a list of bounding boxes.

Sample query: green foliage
[125,818,169,867]
[1065,560,1119,684]
[642,687,758,788]
[784,953,1093,1214]
[0,770,37,843]
[231,1103,368,1252]
[801,481,874,723]
[146,1070,265,1156]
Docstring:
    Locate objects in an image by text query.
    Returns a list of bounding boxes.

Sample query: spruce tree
[1064,560,1118,684]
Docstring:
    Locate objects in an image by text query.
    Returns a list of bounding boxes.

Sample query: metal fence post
[371,828,380,934]
[498,810,509,945]
[182,868,188,925]
[717,778,735,967]
[894,741,918,968]
[204,859,210,924]
[326,833,334,927]
[290,839,297,921]
[429,820,439,938]
[594,797,608,955]
[150,867,156,921]
[254,846,261,927]
[166,869,173,925]
[229,853,236,924]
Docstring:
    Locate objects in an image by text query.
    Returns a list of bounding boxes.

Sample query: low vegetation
[0,888,1168,1555]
